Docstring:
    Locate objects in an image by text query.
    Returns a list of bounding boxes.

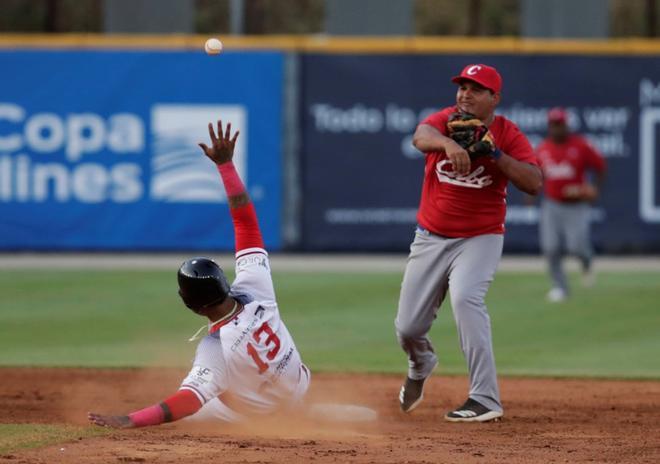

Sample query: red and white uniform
[126,161,309,427]
[536,134,606,202]
[417,106,538,237]
[181,247,309,420]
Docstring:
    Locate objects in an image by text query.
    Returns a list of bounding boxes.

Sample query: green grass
[0,424,107,454]
[0,269,659,378]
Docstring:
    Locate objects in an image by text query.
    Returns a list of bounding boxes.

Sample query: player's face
[455,81,500,121]
[548,121,569,141]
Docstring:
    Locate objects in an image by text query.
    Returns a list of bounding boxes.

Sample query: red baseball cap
[451,64,502,93]
[547,107,568,124]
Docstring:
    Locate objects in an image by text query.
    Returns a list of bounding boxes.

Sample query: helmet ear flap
[178,289,209,315]
[177,258,230,312]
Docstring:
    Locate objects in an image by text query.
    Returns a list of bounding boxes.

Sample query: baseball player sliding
[396,64,542,422]
[88,121,310,428]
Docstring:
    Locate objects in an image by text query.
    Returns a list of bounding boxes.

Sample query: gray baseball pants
[540,199,592,293]
[395,227,503,413]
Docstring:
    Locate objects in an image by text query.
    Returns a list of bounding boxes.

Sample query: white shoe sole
[546,288,567,303]
[399,386,424,413]
[444,410,503,423]
[399,360,438,413]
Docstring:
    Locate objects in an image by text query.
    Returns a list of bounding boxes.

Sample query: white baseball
[204,38,223,55]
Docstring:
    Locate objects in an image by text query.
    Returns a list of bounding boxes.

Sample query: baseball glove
[446,112,500,159]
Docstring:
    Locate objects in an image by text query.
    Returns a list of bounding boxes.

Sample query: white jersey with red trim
[179,248,308,416]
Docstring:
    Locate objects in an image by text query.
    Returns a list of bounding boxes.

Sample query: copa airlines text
[0,103,144,203]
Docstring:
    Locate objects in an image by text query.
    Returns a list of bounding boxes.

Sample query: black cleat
[444,398,503,422]
[399,377,428,413]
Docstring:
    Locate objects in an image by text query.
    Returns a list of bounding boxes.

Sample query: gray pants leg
[395,230,503,412]
[540,199,593,291]
[540,199,568,292]
[563,203,592,272]
[395,229,447,381]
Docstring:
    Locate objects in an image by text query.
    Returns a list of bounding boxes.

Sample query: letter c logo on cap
[467,65,482,75]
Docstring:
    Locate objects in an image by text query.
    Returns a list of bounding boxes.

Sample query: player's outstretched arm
[88,389,202,429]
[199,120,264,253]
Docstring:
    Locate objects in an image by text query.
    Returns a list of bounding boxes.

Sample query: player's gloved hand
[88,412,135,429]
[447,112,501,160]
[198,120,240,165]
[447,112,482,149]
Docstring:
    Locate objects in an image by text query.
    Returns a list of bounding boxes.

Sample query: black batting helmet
[177,257,230,312]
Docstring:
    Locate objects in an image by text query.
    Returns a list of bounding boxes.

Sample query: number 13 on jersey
[247,321,281,374]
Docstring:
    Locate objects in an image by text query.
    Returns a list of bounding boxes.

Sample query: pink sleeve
[162,389,203,421]
[217,162,246,196]
[128,404,165,427]
[127,390,203,427]
[216,162,265,252]
[231,204,265,251]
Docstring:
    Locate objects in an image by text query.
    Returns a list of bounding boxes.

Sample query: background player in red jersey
[536,108,607,302]
[88,121,310,428]
[395,64,542,422]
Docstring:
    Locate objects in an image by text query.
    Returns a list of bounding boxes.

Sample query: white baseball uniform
[180,247,310,423]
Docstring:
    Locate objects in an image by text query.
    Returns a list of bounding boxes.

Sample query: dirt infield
[1,368,659,463]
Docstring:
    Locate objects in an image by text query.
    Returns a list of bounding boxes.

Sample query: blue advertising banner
[0,50,283,250]
[300,53,660,252]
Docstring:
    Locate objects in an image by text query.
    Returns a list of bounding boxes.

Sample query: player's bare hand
[563,184,597,201]
[445,139,471,174]
[198,120,240,165]
[580,184,598,201]
[562,184,581,200]
[88,412,135,429]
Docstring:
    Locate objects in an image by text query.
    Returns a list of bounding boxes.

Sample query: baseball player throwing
[88,121,310,428]
[396,64,542,422]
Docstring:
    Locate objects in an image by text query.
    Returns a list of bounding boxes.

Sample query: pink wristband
[217,162,246,196]
[128,404,165,428]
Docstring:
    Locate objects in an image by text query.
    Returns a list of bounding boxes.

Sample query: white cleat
[546,287,567,303]
[445,398,503,423]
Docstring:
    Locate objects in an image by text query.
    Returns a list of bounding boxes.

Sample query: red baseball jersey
[535,134,606,202]
[417,106,537,238]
